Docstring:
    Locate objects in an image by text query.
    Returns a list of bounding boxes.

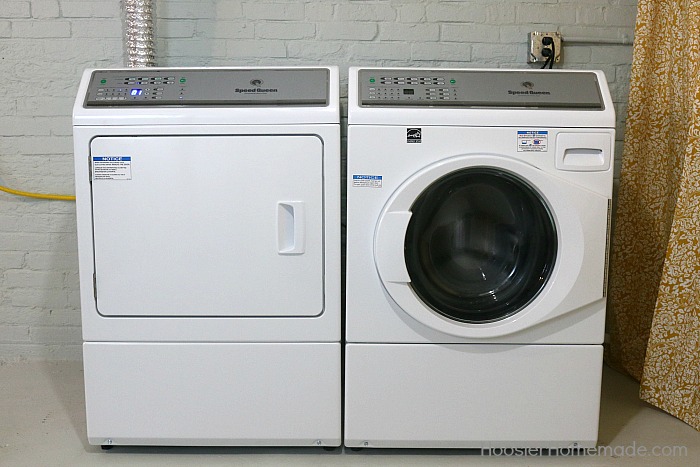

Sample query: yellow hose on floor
[0,185,76,201]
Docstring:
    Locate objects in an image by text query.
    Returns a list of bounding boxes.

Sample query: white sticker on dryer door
[92,156,132,180]
[517,131,548,152]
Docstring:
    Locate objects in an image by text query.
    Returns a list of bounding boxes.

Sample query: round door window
[404,167,557,323]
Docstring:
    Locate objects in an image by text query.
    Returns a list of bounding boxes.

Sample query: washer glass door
[404,168,557,323]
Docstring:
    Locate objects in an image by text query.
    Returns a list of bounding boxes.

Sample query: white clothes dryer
[345,67,615,449]
[73,67,341,447]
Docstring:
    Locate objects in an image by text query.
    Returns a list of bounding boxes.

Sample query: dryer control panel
[358,69,604,109]
[84,68,329,106]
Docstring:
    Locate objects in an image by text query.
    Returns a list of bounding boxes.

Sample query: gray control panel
[358,69,603,109]
[84,68,329,107]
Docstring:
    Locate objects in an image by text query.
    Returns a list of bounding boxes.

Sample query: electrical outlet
[528,31,562,64]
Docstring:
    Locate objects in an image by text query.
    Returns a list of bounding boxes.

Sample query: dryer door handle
[375,211,412,283]
[277,202,306,255]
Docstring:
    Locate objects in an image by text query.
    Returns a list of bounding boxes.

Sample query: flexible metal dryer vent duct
[122,0,156,67]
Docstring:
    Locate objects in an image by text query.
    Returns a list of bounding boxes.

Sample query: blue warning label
[517,130,548,152]
[93,156,132,180]
[352,175,382,188]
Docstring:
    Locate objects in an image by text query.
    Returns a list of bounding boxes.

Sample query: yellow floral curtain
[607,0,700,430]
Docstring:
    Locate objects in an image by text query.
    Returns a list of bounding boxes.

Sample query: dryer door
[374,155,609,338]
[90,135,324,317]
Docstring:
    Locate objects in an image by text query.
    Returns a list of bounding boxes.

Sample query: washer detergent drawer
[89,135,324,317]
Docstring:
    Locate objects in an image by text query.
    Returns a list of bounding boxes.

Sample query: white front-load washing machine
[345,67,615,449]
[73,67,341,447]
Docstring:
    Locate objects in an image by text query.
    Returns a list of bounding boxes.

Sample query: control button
[179,78,187,83]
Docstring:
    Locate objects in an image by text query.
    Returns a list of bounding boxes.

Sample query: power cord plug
[541,37,555,69]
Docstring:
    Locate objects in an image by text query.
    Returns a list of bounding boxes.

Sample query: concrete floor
[0,362,697,466]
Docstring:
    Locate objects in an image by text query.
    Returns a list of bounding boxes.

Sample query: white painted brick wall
[0,0,637,361]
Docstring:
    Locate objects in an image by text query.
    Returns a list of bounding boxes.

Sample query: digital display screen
[403,89,414,95]
[130,89,143,96]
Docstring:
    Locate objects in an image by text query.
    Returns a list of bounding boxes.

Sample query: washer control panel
[84,68,329,107]
[367,75,457,102]
[358,69,603,109]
